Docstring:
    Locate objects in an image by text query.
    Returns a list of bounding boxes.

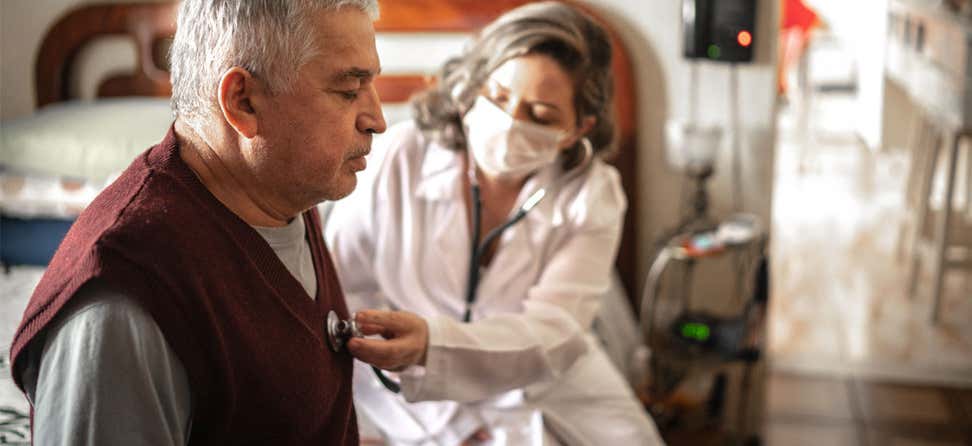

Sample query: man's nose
[358,84,387,134]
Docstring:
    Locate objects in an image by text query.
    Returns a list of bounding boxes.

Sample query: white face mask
[463,96,567,179]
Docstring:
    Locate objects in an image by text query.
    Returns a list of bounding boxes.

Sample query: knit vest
[9,126,357,445]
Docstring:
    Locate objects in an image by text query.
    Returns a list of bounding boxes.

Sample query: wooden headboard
[36,0,641,300]
[36,2,177,107]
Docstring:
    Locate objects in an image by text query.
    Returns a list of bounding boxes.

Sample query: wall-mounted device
[682,0,757,63]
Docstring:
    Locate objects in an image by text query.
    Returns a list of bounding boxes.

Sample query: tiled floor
[767,88,972,383]
[657,369,972,445]
[756,84,972,445]
[764,371,972,446]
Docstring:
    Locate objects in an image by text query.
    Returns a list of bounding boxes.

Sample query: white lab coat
[325,121,663,445]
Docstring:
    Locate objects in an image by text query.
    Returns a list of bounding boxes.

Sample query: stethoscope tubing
[463,186,535,322]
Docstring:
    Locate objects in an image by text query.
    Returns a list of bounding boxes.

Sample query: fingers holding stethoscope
[347,309,430,372]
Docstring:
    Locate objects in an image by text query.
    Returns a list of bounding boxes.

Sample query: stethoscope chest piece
[326,310,361,352]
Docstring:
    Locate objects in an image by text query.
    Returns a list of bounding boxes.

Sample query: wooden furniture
[888,0,972,323]
[35,0,644,300]
[35,2,178,106]
[901,120,972,324]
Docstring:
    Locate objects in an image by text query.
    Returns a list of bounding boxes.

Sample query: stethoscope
[326,138,594,394]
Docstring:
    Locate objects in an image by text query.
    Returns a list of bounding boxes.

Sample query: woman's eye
[531,112,556,126]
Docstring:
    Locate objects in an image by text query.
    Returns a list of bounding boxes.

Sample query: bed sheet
[0,266,42,445]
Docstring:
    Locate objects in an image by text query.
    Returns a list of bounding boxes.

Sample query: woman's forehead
[487,55,574,101]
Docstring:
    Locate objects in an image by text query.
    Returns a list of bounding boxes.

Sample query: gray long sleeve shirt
[20,215,318,445]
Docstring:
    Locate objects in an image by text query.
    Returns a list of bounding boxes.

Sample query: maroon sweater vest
[9,127,357,445]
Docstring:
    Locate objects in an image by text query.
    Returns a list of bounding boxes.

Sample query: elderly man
[8,0,385,444]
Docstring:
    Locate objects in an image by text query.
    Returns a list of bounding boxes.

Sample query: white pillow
[0,98,174,181]
[0,98,416,183]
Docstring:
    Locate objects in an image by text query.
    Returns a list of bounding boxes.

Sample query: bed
[1,2,178,268]
[0,1,643,443]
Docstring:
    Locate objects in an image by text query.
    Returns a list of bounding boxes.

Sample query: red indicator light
[737,30,752,47]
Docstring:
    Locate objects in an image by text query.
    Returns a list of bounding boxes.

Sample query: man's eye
[340,90,359,101]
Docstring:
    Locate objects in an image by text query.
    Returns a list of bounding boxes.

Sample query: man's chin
[322,176,358,202]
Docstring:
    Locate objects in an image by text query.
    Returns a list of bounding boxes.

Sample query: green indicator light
[707,44,721,59]
[681,322,711,341]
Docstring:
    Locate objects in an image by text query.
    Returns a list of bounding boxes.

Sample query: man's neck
[174,119,295,227]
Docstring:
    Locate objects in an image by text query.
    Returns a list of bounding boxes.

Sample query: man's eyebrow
[332,67,381,82]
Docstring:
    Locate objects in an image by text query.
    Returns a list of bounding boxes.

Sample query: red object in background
[782,0,821,32]
[678,233,726,258]
[778,0,821,96]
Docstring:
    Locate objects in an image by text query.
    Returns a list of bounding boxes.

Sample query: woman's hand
[348,310,429,371]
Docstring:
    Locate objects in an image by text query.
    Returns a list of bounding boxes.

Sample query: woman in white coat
[325,2,664,444]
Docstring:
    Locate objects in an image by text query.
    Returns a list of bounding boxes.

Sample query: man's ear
[217,67,261,139]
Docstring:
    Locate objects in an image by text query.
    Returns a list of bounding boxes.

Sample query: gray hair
[412,1,616,163]
[170,0,379,125]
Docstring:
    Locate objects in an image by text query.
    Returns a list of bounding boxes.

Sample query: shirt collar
[251,214,306,248]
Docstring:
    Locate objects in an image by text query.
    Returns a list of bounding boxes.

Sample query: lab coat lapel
[429,200,470,306]
[415,142,462,201]
[474,221,538,314]
[475,165,561,314]
[416,143,469,304]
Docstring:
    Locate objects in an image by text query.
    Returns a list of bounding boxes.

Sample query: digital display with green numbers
[680,322,711,342]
